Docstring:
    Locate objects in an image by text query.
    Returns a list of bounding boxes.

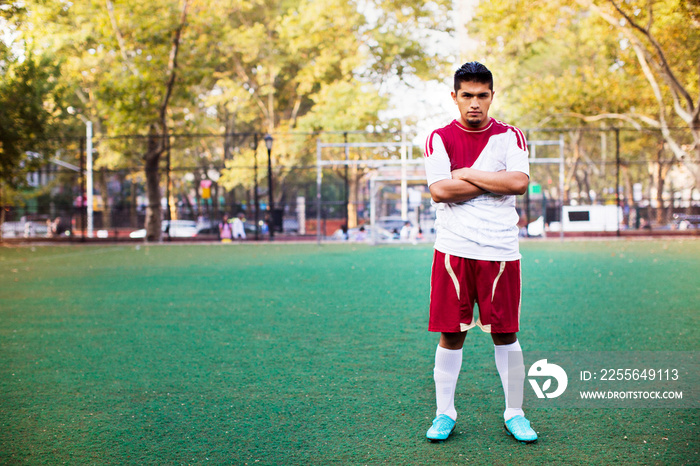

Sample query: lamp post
[252,134,260,241]
[264,133,274,240]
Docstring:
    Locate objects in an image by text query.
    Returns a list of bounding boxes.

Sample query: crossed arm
[429,168,529,204]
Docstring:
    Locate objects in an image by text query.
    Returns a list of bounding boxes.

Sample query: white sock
[494,340,525,421]
[433,345,462,421]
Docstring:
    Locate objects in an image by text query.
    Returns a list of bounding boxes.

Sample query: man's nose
[469,97,479,108]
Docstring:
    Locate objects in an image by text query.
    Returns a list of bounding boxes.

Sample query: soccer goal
[315,138,428,244]
[314,136,566,243]
[525,137,565,239]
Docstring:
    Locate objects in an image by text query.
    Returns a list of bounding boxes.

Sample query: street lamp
[264,133,274,240]
[251,135,260,241]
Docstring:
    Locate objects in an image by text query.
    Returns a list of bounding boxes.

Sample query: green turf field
[1,239,699,465]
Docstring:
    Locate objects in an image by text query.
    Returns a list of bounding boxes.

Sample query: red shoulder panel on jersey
[493,119,528,152]
[425,130,439,157]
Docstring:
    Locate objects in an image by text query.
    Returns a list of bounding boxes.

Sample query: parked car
[672,214,700,230]
[129,220,199,239]
[1,219,50,238]
[194,221,217,237]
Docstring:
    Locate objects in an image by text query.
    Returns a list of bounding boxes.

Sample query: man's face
[451,80,493,129]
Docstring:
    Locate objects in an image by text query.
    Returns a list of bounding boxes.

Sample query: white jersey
[424,118,529,261]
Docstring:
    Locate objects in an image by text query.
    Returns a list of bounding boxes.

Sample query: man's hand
[451,168,528,196]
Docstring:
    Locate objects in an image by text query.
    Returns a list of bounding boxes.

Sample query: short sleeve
[424,133,452,187]
[506,128,529,177]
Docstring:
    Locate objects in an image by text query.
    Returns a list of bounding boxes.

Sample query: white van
[561,205,622,232]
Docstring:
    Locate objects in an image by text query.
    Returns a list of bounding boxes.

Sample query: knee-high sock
[494,340,525,421]
[433,345,462,421]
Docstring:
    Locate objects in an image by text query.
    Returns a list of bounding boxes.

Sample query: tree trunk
[246,187,251,217]
[653,146,671,225]
[182,189,195,218]
[347,164,358,228]
[0,186,5,242]
[144,130,162,242]
[225,189,236,215]
[574,171,584,204]
[622,164,634,227]
[654,163,665,225]
[95,169,111,230]
[130,181,138,229]
[582,170,592,204]
[194,171,202,217]
[167,177,176,221]
[143,0,188,241]
[564,131,583,204]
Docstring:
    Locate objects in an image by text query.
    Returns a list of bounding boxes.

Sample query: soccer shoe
[426,414,456,442]
[504,415,538,444]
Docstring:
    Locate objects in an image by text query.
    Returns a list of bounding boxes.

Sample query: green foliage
[206,0,450,191]
[469,0,700,199]
[0,51,62,189]
[4,0,451,234]
[469,0,698,129]
[10,0,450,177]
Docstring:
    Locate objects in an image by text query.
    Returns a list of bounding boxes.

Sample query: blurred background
[1,0,698,242]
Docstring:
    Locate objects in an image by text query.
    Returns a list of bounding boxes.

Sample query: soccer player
[423,62,537,444]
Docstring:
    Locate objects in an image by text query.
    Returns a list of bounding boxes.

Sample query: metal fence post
[79,137,86,242]
[316,138,322,244]
[615,128,621,238]
[253,134,260,241]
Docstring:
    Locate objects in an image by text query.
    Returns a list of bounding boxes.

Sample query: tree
[14,0,452,239]
[578,0,700,185]
[214,0,451,225]
[20,0,201,240]
[469,0,699,208]
[0,7,64,235]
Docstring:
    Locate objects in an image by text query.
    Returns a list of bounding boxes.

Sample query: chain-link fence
[522,127,699,236]
[2,127,698,242]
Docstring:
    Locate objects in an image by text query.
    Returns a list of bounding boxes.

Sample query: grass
[1,239,699,465]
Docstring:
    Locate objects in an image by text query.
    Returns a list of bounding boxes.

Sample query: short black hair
[454,61,493,92]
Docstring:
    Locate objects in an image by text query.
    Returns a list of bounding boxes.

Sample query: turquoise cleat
[504,415,538,444]
[426,414,456,442]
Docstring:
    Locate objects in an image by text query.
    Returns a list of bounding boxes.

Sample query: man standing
[423,62,536,444]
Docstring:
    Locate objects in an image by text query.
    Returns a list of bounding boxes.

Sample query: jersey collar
[453,118,493,133]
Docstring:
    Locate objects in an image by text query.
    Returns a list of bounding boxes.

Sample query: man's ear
[451,91,457,104]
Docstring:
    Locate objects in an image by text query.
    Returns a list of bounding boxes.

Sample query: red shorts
[429,250,521,334]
